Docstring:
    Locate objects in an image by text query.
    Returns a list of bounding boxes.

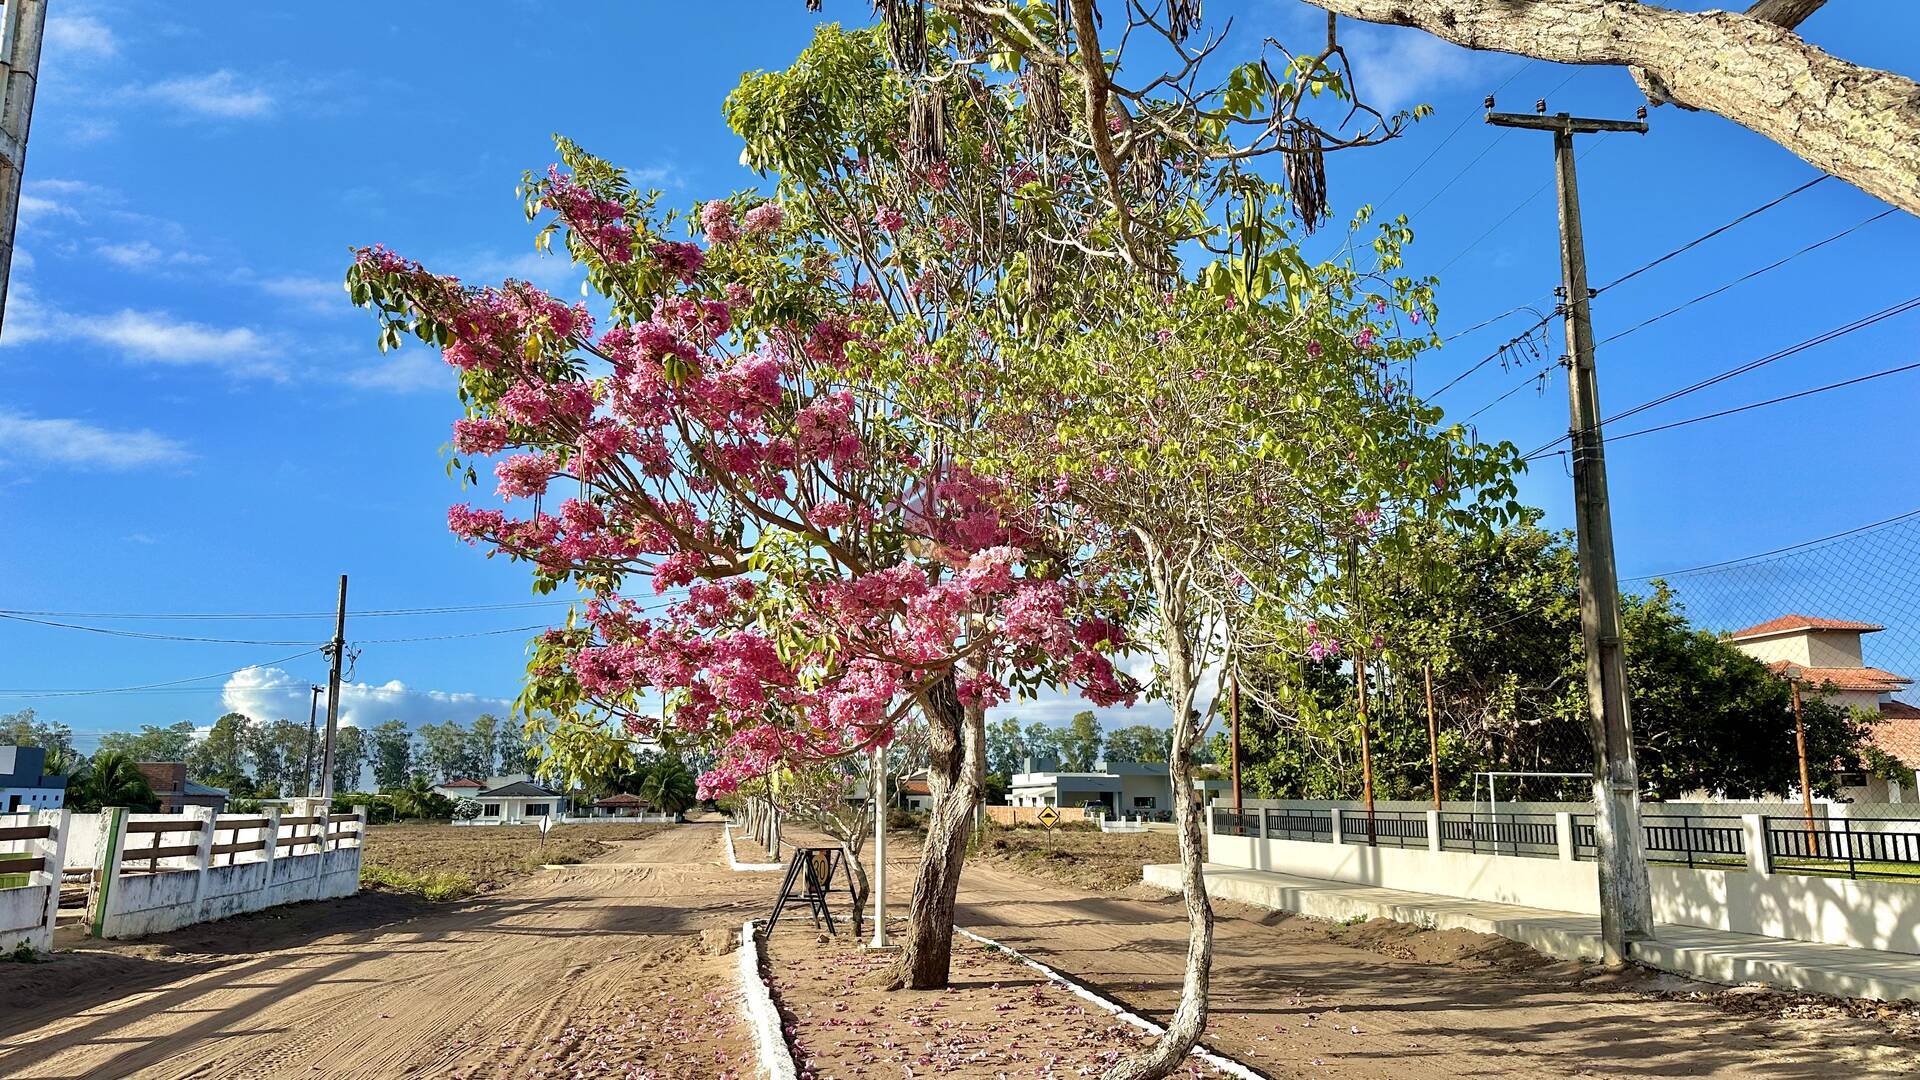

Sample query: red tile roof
[1727,614,1885,640]
[900,779,931,796]
[1872,702,1920,770]
[440,778,484,788]
[1769,661,1912,692]
[593,792,646,807]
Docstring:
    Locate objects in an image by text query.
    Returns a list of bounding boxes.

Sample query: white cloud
[94,239,208,271]
[133,70,274,119]
[0,290,282,379]
[17,179,101,226]
[347,351,448,394]
[257,274,347,315]
[46,13,118,59]
[0,409,192,470]
[222,666,512,734]
[1343,32,1476,113]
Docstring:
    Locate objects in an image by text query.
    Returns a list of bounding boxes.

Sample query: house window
[482,803,501,817]
[525,804,550,817]
[1132,796,1157,809]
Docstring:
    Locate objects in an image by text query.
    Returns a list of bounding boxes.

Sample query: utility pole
[1228,667,1242,820]
[1487,103,1654,966]
[0,0,44,338]
[1786,670,1818,845]
[318,575,348,802]
[302,685,322,797]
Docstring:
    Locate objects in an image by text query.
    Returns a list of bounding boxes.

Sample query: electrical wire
[1622,508,1920,582]
[1425,309,1559,401]
[1590,174,1831,296]
[0,612,322,646]
[1370,63,1534,212]
[0,595,677,622]
[1522,293,1920,459]
[0,648,325,698]
[1595,208,1899,347]
[1432,134,1611,278]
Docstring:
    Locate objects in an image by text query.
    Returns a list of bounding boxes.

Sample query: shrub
[360,864,477,902]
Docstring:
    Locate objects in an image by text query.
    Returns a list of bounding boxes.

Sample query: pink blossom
[700,201,740,244]
[874,207,906,234]
[452,417,511,455]
[653,241,706,283]
[495,452,557,499]
[742,202,784,237]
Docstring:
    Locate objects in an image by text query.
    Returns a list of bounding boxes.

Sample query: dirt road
[0,826,769,1079]
[951,859,1920,1080]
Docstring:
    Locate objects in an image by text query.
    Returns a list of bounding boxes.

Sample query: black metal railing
[1262,807,1335,843]
[1642,815,1748,869]
[1439,812,1561,859]
[1214,810,1261,838]
[1765,817,1920,881]
[1340,809,1430,849]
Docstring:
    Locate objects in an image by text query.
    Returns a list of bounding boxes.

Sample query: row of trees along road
[343,0,1917,1072]
[1215,519,1877,802]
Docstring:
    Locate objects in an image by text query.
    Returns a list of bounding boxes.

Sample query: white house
[1008,757,1224,819]
[446,774,565,825]
[0,746,67,813]
[1726,614,1918,801]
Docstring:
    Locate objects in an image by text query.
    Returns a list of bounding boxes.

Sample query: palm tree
[71,751,159,812]
[637,756,697,818]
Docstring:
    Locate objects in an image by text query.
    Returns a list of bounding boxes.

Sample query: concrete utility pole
[0,0,43,339]
[302,685,322,797]
[1487,104,1654,966]
[318,575,348,801]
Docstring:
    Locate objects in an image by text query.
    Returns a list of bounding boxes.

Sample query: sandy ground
[0,825,766,1079]
[950,859,1920,1079]
[767,929,1227,1078]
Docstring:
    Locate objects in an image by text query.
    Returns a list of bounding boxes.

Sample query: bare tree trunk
[1108,545,1213,1080]
[1293,0,1920,217]
[883,669,985,990]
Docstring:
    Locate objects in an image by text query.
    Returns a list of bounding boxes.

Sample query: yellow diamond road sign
[1036,805,1060,830]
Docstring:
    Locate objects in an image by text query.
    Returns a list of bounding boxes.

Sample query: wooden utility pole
[1423,663,1442,810]
[0,0,44,338]
[318,575,348,801]
[1787,672,1818,847]
[1487,105,1654,966]
[1356,649,1376,842]
[302,685,322,796]
[1229,667,1242,818]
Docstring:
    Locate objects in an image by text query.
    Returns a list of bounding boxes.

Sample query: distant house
[431,777,486,803]
[1726,614,1917,801]
[0,746,67,813]
[1007,756,1225,819]
[135,762,228,814]
[589,792,651,818]
[897,771,933,812]
[462,775,563,825]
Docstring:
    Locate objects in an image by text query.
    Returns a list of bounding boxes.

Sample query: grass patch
[1,941,42,963]
[360,864,479,902]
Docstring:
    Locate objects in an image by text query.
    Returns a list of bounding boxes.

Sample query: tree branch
[1291,0,1919,217]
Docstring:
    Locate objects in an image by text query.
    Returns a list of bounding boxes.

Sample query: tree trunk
[1293,0,1920,218]
[884,669,985,990]
[1107,546,1214,1080]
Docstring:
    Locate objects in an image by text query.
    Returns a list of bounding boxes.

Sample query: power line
[1624,508,1920,582]
[1589,174,1831,297]
[1371,63,1534,212]
[1527,357,1920,461]
[356,624,553,644]
[1596,208,1899,348]
[1601,359,1920,447]
[0,648,325,698]
[1523,293,1920,458]
[0,598,586,621]
[1427,308,1559,401]
[0,612,322,646]
[1432,134,1611,278]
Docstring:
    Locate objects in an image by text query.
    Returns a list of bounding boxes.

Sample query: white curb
[738,919,800,1080]
[724,823,786,872]
[954,926,1271,1080]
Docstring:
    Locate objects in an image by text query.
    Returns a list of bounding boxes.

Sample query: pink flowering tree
[347,137,1135,990]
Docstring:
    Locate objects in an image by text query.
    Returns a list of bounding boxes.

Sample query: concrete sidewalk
[1145,862,1920,1004]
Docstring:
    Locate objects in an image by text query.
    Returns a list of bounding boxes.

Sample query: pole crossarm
[1486,111,1650,136]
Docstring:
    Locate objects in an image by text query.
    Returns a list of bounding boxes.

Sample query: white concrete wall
[1210,812,1920,957]
[0,809,68,952]
[91,801,366,940]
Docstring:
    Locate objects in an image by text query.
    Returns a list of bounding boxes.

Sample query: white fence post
[31,808,69,950]
[261,806,282,868]
[89,806,129,939]
[1743,815,1772,878]
[1554,812,1576,862]
[1330,808,1346,846]
[1425,810,1443,853]
[185,805,216,911]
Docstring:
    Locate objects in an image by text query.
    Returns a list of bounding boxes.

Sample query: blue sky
[3,1,1916,751]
